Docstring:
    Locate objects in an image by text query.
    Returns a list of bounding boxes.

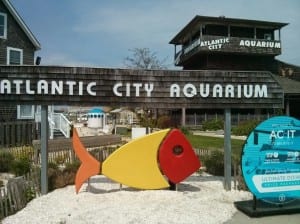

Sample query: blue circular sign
[242,116,300,204]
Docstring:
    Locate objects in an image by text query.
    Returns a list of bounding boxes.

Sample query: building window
[17,105,35,119]
[264,33,272,40]
[0,12,7,39]
[7,47,23,65]
[7,47,34,119]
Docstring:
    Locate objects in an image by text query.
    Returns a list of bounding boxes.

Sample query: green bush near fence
[201,119,224,131]
[0,150,31,176]
[186,132,248,190]
[11,156,32,176]
[0,151,14,172]
[25,187,37,203]
[179,126,190,135]
[232,119,260,136]
[187,133,244,170]
[201,149,240,176]
[201,150,224,176]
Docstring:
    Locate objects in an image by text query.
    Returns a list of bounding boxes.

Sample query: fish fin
[72,128,100,193]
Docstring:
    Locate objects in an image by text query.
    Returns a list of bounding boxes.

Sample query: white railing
[35,110,72,138]
[48,117,55,139]
[51,113,72,138]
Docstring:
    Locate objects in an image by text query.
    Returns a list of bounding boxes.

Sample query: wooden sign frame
[0,66,283,109]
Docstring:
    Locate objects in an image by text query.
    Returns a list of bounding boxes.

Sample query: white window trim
[17,105,35,119]
[0,12,7,39]
[7,47,23,65]
[8,47,29,119]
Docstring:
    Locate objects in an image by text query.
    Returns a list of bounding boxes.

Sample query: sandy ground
[3,173,252,224]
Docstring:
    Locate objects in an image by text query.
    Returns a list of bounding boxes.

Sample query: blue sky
[11,0,300,68]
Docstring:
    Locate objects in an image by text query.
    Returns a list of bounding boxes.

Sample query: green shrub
[48,161,59,170]
[180,126,190,135]
[202,150,225,176]
[202,119,224,131]
[64,160,80,173]
[232,120,260,136]
[202,149,239,176]
[25,187,36,202]
[11,156,31,176]
[0,151,14,172]
[139,117,157,128]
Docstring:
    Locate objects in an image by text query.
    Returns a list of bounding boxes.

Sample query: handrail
[36,111,71,138]
[51,113,72,138]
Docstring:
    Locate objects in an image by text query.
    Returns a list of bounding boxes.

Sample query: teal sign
[242,116,300,204]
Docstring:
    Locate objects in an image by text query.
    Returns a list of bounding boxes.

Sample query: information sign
[242,116,300,204]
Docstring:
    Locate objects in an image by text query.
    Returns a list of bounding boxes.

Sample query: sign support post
[224,108,231,191]
[41,105,48,195]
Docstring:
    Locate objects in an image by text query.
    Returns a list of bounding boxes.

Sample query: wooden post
[285,99,290,116]
[41,105,48,195]
[224,108,231,191]
[181,107,186,126]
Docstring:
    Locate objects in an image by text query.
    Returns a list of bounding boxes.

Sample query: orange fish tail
[72,128,100,193]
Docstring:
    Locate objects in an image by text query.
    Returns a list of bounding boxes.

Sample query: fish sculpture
[73,128,201,193]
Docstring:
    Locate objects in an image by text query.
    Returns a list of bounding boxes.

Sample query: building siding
[0,1,35,65]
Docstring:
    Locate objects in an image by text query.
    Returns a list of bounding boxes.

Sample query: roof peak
[2,0,41,50]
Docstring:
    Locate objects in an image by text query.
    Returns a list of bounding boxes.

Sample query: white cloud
[40,53,96,67]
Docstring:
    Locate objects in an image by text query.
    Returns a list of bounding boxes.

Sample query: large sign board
[242,116,300,204]
[0,66,283,108]
[182,36,281,56]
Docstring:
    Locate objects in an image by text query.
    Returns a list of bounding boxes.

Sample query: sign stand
[235,198,300,217]
[40,105,48,195]
[235,116,300,217]
[253,195,257,210]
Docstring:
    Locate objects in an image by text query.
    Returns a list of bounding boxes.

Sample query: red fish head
[158,129,201,183]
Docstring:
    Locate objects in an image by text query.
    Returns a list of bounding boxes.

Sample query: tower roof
[88,108,104,114]
[170,15,288,45]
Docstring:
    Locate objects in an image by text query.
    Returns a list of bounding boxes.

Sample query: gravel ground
[3,173,252,224]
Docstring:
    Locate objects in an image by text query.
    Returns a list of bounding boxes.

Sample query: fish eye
[173,145,183,156]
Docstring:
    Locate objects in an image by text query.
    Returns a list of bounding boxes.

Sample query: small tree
[124,48,167,69]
